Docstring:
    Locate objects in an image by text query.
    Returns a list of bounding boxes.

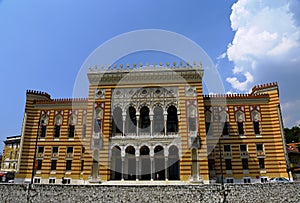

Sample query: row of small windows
[222,143,264,152]
[36,158,85,172]
[37,146,84,155]
[205,110,261,136]
[208,158,265,171]
[40,112,87,139]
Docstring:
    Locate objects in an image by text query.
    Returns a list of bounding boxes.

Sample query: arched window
[140,106,150,133]
[140,146,151,180]
[82,113,87,138]
[112,107,123,136]
[153,106,164,134]
[110,146,121,180]
[125,146,136,180]
[251,110,261,135]
[187,106,197,132]
[154,145,165,180]
[236,111,245,135]
[168,145,180,180]
[220,111,229,136]
[94,107,103,134]
[167,105,178,134]
[40,114,49,138]
[68,114,77,138]
[54,115,62,138]
[126,106,136,134]
[205,111,212,136]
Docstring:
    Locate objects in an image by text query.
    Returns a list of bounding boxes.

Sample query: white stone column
[122,112,126,136]
[150,157,154,181]
[136,157,139,181]
[150,112,153,136]
[164,111,168,136]
[165,157,168,181]
[136,114,140,136]
[121,157,125,181]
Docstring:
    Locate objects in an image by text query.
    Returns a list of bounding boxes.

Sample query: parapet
[26,90,51,100]
[88,61,203,73]
[251,82,278,93]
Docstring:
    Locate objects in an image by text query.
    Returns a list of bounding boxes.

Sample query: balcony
[240,151,249,158]
[51,153,59,159]
[256,151,265,157]
[37,153,44,158]
[223,152,232,158]
[66,153,73,159]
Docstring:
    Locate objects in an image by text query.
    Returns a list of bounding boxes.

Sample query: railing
[256,151,265,157]
[240,151,249,158]
[51,153,59,158]
[223,152,232,158]
[111,131,178,138]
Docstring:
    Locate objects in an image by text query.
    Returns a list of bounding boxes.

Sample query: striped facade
[15,64,288,184]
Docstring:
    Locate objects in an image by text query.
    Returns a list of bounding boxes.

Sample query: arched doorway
[125,146,136,180]
[110,146,121,180]
[140,146,151,180]
[154,145,165,180]
[168,145,180,180]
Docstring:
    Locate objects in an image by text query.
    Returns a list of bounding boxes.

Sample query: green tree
[284,126,300,143]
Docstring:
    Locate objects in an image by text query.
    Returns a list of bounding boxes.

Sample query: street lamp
[30,119,43,185]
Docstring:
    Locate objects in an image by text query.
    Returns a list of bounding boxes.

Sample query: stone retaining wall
[0,183,299,203]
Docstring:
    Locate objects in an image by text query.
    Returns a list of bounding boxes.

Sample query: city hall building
[15,62,289,184]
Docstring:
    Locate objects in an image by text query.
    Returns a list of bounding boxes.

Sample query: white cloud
[226,71,253,91]
[226,0,300,127]
[217,52,227,60]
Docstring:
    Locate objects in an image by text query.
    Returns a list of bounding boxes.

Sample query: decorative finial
[166,62,170,67]
[133,63,137,68]
[120,64,123,69]
[159,62,163,66]
[139,63,143,67]
[173,62,176,66]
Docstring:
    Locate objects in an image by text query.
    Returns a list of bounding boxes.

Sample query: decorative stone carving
[94,88,105,99]
[185,86,196,97]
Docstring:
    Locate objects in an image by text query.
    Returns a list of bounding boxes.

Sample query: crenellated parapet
[88,61,204,85]
[251,82,278,94]
[26,90,51,99]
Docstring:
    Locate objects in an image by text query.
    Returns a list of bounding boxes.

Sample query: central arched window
[187,106,197,132]
[94,107,103,134]
[40,114,49,138]
[140,106,150,133]
[220,111,229,136]
[205,110,212,136]
[68,114,77,138]
[236,110,245,135]
[54,115,62,138]
[251,110,261,135]
[167,105,178,133]
[153,106,164,134]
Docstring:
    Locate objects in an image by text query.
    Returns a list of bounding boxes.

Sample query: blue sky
[0,0,300,148]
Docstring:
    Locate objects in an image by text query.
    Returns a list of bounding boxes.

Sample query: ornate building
[15,62,289,184]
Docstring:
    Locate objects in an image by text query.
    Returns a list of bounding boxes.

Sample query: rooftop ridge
[26,89,51,99]
[88,61,203,73]
[251,82,278,92]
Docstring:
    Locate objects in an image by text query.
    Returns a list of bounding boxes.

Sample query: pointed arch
[167,105,178,134]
